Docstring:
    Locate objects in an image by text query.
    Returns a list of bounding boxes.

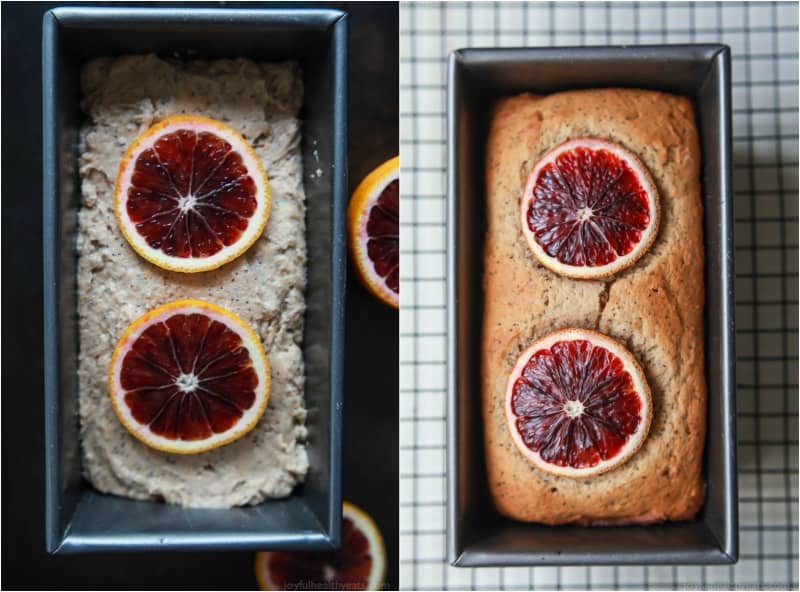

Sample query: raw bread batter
[77,54,309,507]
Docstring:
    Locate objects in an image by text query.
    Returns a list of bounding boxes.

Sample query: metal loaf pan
[42,7,347,553]
[447,45,736,566]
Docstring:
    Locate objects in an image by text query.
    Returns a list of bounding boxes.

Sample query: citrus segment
[505,328,652,478]
[255,501,386,591]
[109,299,270,454]
[115,115,270,272]
[348,156,399,308]
[521,138,659,279]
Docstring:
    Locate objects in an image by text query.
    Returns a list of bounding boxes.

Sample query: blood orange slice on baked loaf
[109,299,270,454]
[115,115,270,273]
[347,156,399,308]
[505,328,652,478]
[520,138,659,279]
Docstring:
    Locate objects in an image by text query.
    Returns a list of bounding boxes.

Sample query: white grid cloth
[399,1,799,589]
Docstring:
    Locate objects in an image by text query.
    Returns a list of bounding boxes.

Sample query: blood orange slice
[115,115,270,273]
[520,138,660,279]
[109,299,270,454]
[505,328,652,478]
[347,156,399,308]
[254,501,386,591]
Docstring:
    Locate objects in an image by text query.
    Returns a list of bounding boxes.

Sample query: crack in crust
[595,280,613,329]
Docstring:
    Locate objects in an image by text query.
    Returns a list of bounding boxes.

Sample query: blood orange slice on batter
[115,115,270,273]
[520,138,660,279]
[347,156,399,308]
[109,299,270,454]
[255,501,386,591]
[505,328,652,478]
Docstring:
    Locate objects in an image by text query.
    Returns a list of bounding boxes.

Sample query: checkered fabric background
[399,1,799,589]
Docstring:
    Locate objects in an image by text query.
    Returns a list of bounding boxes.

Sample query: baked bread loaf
[482,88,706,525]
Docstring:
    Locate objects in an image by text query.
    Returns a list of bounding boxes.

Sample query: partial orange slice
[255,501,386,591]
[347,156,399,308]
[108,299,270,454]
[115,114,271,273]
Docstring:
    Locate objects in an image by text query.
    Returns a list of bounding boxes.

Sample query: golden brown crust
[482,88,706,525]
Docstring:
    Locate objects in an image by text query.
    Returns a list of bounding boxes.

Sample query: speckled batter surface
[77,54,309,507]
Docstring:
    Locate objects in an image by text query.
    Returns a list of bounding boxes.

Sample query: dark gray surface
[42,6,347,553]
[3,2,397,587]
[446,45,737,566]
